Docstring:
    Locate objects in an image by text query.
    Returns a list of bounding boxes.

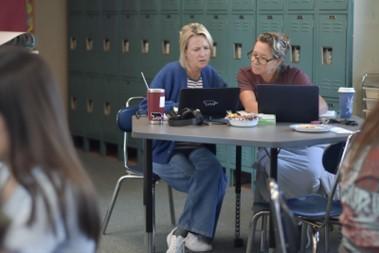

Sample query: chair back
[116,96,145,133]
[268,179,300,253]
[116,96,145,171]
[322,141,346,175]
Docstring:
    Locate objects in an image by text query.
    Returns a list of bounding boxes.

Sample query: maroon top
[237,65,312,92]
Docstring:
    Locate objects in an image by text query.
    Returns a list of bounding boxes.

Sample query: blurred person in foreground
[339,103,379,252]
[140,23,227,253]
[0,46,100,253]
[237,32,333,199]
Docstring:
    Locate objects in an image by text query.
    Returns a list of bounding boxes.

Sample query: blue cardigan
[140,61,227,164]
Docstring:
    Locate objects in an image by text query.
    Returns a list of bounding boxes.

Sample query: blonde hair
[250,32,291,60]
[179,23,213,69]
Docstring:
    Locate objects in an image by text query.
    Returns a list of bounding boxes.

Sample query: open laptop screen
[256,84,319,123]
[178,87,240,119]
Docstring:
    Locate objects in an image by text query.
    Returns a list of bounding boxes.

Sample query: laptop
[256,84,319,123]
[178,87,240,120]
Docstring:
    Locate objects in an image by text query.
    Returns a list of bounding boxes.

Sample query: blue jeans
[153,147,227,239]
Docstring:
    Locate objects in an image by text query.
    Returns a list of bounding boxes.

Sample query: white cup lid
[338,87,355,93]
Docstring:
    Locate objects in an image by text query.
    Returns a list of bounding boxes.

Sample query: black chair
[102,96,176,235]
[246,132,357,253]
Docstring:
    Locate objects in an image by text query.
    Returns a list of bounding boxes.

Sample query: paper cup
[338,87,355,119]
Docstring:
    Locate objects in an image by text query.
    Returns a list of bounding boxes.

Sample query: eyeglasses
[249,53,275,65]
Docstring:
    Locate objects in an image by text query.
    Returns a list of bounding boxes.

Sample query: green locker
[204,14,229,80]
[139,14,160,79]
[99,12,119,75]
[68,72,87,137]
[84,74,103,139]
[68,13,85,72]
[86,0,102,12]
[68,0,86,13]
[231,0,255,12]
[183,0,204,13]
[118,13,140,78]
[101,77,127,143]
[206,0,229,12]
[161,0,180,13]
[140,0,160,13]
[316,14,347,97]
[158,14,181,67]
[319,0,348,10]
[257,0,284,10]
[287,0,314,10]
[285,14,314,80]
[121,0,139,13]
[102,0,119,12]
[82,13,101,73]
[181,13,206,26]
[257,14,284,35]
[227,14,255,87]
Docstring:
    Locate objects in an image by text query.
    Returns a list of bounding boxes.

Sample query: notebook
[178,87,240,119]
[256,84,319,123]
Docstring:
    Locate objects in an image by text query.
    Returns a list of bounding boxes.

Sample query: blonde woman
[140,23,227,253]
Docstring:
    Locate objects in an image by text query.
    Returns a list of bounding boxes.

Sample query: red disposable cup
[147,88,165,124]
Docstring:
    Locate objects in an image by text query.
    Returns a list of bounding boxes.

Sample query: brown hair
[179,22,213,69]
[0,46,100,243]
[249,32,290,60]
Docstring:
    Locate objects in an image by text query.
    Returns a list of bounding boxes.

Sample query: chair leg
[152,182,156,252]
[311,230,319,253]
[167,185,176,226]
[246,210,270,253]
[102,174,142,234]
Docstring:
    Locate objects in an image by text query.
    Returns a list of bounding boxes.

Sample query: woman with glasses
[237,32,333,199]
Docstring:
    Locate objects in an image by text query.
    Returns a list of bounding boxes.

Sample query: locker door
[285,15,314,79]
[183,0,204,13]
[82,13,101,73]
[161,0,180,13]
[158,14,181,66]
[68,73,87,137]
[231,0,255,12]
[228,14,255,87]
[120,0,139,12]
[86,0,102,12]
[257,0,284,10]
[68,0,86,12]
[204,14,229,80]
[119,13,140,78]
[139,14,160,79]
[181,13,206,26]
[206,0,229,12]
[68,13,85,72]
[140,0,160,13]
[99,12,119,75]
[319,0,348,10]
[257,14,284,35]
[317,15,347,97]
[287,0,314,10]
[85,75,103,139]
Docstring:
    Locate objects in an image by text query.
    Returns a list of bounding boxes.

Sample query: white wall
[34,0,67,106]
[353,0,379,115]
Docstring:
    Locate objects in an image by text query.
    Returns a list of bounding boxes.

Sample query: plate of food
[290,124,331,133]
[225,112,259,128]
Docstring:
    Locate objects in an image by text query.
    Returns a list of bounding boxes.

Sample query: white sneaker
[185,232,213,252]
[166,228,185,253]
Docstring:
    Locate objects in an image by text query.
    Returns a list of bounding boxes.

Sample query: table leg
[144,139,154,253]
[234,146,244,247]
[269,148,279,249]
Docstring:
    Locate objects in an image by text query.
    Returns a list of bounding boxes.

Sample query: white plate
[228,118,259,128]
[290,124,331,133]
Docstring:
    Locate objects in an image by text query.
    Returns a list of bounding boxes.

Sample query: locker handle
[162,40,171,55]
[239,15,244,20]
[85,38,93,51]
[70,37,77,50]
[103,38,111,52]
[329,15,336,20]
[297,15,303,20]
[70,96,77,111]
[234,43,242,60]
[86,99,94,113]
[267,15,273,20]
[104,102,111,116]
[122,39,130,54]
[214,15,219,19]
[212,42,217,58]
[142,40,149,54]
